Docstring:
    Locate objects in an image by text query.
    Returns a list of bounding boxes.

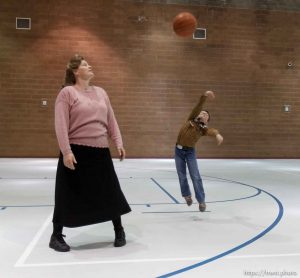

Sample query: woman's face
[74,60,94,81]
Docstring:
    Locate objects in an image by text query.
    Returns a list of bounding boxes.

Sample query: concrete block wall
[0,0,299,158]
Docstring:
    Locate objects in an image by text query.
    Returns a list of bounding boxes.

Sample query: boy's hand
[216,134,223,145]
[204,90,215,100]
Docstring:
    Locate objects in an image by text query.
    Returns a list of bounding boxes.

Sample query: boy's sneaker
[199,202,206,212]
[184,196,193,206]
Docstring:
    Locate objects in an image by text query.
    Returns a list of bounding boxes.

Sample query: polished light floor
[0,158,299,278]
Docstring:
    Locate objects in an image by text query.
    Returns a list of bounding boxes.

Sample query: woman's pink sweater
[55,86,123,155]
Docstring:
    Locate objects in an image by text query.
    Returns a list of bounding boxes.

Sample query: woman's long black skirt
[52,144,131,228]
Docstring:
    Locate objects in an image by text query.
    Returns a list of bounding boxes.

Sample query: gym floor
[0,158,299,278]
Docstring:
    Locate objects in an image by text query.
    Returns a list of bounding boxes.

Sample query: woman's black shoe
[114,229,126,247]
[49,234,70,252]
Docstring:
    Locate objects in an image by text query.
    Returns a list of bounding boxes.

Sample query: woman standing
[50,54,131,252]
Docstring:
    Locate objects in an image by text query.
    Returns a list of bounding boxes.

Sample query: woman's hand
[118,147,126,161]
[63,153,77,170]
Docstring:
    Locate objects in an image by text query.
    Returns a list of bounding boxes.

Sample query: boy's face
[196,111,210,124]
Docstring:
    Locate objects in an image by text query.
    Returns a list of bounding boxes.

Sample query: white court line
[14,213,53,267]
[227,253,300,259]
[15,253,300,268]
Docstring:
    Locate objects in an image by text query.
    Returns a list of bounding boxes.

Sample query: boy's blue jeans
[175,145,205,203]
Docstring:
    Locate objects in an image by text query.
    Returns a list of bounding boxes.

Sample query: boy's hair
[203,110,211,122]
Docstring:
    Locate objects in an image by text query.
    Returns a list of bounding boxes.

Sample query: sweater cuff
[62,148,72,156]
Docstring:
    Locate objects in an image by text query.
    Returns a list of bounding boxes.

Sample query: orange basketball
[173,12,197,37]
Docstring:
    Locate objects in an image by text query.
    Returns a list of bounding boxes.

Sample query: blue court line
[133,188,261,205]
[0,205,53,208]
[0,177,55,180]
[151,178,180,204]
[142,188,261,213]
[157,179,284,278]
[0,188,261,210]
[0,177,284,277]
[207,189,261,203]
